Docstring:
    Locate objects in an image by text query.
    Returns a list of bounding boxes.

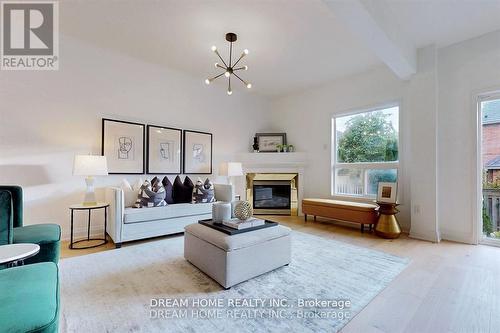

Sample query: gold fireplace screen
[246,173,298,216]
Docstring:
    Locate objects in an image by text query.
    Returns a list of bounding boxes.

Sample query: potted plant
[283,144,288,152]
[276,144,283,152]
[288,144,295,152]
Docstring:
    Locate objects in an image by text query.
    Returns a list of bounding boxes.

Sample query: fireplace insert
[253,181,291,214]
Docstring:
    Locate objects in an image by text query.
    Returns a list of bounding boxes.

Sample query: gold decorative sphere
[234,201,253,220]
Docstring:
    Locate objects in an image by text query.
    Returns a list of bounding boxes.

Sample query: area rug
[59,231,409,333]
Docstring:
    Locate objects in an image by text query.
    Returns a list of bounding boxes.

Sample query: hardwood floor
[60,215,500,333]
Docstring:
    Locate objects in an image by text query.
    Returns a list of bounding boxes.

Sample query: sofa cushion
[135,180,167,208]
[0,190,13,245]
[13,224,61,264]
[0,262,59,333]
[193,178,215,204]
[120,179,137,208]
[124,202,212,224]
[162,176,174,204]
[173,176,194,203]
[184,223,291,252]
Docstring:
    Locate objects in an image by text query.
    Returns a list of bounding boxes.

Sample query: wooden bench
[302,198,378,233]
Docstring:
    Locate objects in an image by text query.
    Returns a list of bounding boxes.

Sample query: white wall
[0,35,271,239]
[270,29,500,244]
[406,46,439,242]
[270,66,412,230]
[3,28,500,245]
[437,30,500,244]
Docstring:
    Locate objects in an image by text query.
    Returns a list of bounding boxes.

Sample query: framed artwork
[255,133,287,152]
[377,182,398,203]
[183,130,213,174]
[101,118,145,174]
[146,125,182,174]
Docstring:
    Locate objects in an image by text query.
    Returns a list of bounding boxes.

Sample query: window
[332,105,399,197]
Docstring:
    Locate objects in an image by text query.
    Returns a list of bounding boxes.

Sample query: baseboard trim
[439,229,476,245]
[409,230,440,243]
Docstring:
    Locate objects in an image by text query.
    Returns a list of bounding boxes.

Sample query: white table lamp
[73,155,108,206]
[219,162,243,186]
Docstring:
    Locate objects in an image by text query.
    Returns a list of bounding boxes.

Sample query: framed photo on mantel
[102,118,145,174]
[183,130,213,174]
[146,125,182,174]
[255,133,287,152]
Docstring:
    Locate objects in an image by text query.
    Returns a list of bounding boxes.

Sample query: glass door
[480,95,500,245]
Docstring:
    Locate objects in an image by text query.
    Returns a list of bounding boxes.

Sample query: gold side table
[375,202,401,239]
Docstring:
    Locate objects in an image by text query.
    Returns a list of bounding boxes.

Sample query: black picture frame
[146,125,182,174]
[183,130,213,174]
[255,132,287,152]
[101,118,145,174]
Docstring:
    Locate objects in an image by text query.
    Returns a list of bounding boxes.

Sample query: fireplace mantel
[235,152,307,168]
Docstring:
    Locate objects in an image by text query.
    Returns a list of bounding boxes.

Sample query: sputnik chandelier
[205,32,251,95]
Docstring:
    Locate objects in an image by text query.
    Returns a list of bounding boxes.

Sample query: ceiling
[60,0,380,97]
[376,0,500,48]
[60,0,500,97]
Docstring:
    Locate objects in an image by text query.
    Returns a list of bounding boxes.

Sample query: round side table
[69,203,109,249]
[375,202,402,239]
[0,243,40,267]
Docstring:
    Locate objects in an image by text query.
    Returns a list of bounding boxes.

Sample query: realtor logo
[1,1,59,70]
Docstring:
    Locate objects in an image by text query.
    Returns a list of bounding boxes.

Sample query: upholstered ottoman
[184,223,291,289]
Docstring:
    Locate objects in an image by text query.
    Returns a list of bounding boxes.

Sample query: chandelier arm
[233,72,247,85]
[216,64,227,70]
[214,50,228,68]
[232,54,245,68]
[228,76,232,92]
[209,72,226,81]
[233,66,246,71]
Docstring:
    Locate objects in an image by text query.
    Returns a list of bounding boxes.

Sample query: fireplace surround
[246,173,298,215]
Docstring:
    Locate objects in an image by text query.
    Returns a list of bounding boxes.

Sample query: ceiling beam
[323,0,416,80]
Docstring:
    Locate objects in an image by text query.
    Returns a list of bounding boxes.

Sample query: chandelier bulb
[244,65,248,70]
[227,90,233,95]
[246,83,252,89]
[224,71,230,78]
[243,49,249,55]
[211,45,217,52]
[205,79,210,85]
[214,62,219,68]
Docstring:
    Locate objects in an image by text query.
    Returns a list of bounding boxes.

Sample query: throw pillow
[161,176,174,204]
[120,179,137,208]
[193,178,215,203]
[134,180,167,208]
[173,176,194,203]
[132,178,144,191]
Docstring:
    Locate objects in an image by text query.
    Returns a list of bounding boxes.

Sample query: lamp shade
[73,155,108,176]
[219,162,243,177]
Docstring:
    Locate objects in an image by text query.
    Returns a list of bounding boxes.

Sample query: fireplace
[246,173,298,215]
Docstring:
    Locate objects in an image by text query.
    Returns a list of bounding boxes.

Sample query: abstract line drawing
[118,136,133,160]
[193,143,205,163]
[159,141,174,161]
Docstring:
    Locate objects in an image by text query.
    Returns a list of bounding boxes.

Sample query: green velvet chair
[0,185,61,264]
[0,262,60,332]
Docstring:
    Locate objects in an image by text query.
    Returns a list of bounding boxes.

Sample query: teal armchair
[0,185,61,264]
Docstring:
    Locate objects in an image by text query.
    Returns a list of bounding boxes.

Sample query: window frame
[331,102,400,199]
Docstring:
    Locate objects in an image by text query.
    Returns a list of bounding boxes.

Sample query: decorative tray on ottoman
[198,219,278,235]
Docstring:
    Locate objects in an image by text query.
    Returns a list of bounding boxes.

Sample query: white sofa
[105,184,233,248]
